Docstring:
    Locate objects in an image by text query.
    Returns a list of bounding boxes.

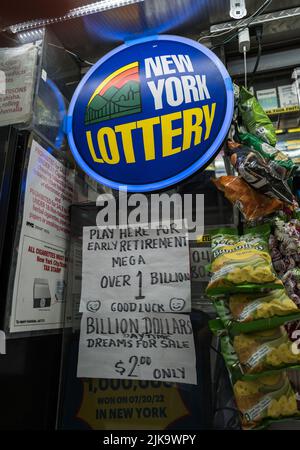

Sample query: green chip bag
[233,372,300,429]
[218,326,300,381]
[239,87,277,147]
[206,226,284,296]
[213,290,300,333]
[234,327,300,373]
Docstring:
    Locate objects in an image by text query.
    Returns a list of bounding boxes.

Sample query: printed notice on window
[9,140,74,332]
[0,43,37,126]
[77,312,197,384]
[80,222,191,314]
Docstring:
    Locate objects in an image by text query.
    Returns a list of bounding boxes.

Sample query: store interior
[0,0,300,430]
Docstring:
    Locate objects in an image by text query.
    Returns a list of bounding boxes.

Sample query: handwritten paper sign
[77,312,197,384]
[80,222,191,314]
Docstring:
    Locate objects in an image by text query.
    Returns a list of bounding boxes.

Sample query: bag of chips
[227,141,297,206]
[238,132,297,177]
[229,290,298,321]
[233,372,300,429]
[213,176,283,221]
[218,326,300,379]
[213,290,300,334]
[211,324,300,388]
[238,86,277,146]
[234,327,300,372]
[206,226,284,296]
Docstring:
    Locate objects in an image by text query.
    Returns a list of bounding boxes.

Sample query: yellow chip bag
[229,290,299,322]
[212,291,300,334]
[233,372,299,429]
[233,327,300,374]
[206,226,283,296]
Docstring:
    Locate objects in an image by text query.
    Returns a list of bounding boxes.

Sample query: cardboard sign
[77,312,197,385]
[67,35,233,192]
[190,246,211,282]
[80,222,191,314]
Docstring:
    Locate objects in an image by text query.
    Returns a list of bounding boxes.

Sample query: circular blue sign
[67,35,233,192]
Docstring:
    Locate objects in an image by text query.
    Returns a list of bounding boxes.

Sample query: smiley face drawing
[86,300,101,313]
[169,298,186,312]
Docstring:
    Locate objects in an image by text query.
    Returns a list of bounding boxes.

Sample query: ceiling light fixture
[17,28,44,43]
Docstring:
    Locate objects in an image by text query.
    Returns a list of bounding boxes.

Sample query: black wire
[210,343,226,414]
[249,36,262,86]
[210,344,223,358]
[211,0,272,50]
[210,345,242,429]
[252,39,262,75]
[223,0,270,45]
[48,42,94,66]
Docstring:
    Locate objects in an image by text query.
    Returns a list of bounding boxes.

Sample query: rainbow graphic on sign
[85,62,141,124]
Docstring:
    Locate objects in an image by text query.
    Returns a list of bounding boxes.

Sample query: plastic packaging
[238,86,277,146]
[238,132,297,177]
[269,217,300,278]
[233,372,299,429]
[218,326,300,379]
[213,290,300,334]
[227,141,297,206]
[282,269,300,307]
[233,327,300,371]
[206,226,284,296]
[213,176,283,221]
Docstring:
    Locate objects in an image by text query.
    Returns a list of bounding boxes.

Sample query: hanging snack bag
[238,86,277,146]
[272,217,300,257]
[206,226,283,296]
[218,326,300,380]
[282,268,300,307]
[238,132,297,178]
[233,327,300,373]
[210,320,300,376]
[227,141,296,206]
[233,372,299,429]
[269,217,300,277]
[212,176,283,221]
[213,290,300,334]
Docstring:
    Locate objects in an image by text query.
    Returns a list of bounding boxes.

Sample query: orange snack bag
[213,176,282,221]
